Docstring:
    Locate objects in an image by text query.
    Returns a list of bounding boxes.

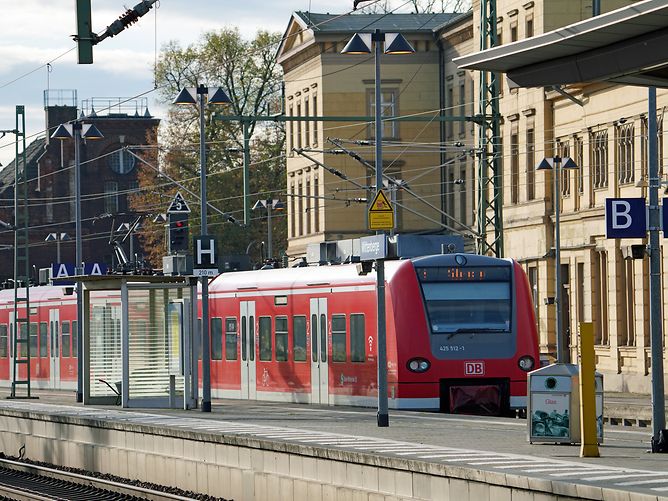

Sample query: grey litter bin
[527,363,603,444]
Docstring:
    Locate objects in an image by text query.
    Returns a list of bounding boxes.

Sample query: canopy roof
[454,0,668,88]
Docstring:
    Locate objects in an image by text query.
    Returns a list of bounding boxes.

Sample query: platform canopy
[454,0,668,89]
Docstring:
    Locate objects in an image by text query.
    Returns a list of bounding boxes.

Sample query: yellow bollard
[579,322,600,457]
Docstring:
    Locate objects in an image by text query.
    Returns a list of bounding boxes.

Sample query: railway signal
[169,213,189,253]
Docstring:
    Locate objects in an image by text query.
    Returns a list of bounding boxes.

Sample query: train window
[275,317,288,362]
[350,314,366,362]
[39,322,47,357]
[211,318,223,360]
[259,317,272,361]
[225,318,237,360]
[72,321,78,357]
[30,323,38,356]
[197,319,202,360]
[320,314,327,362]
[331,315,346,362]
[0,325,7,358]
[9,323,13,358]
[420,281,511,334]
[311,314,318,362]
[241,318,247,361]
[293,316,307,362]
[249,316,255,361]
[62,322,71,357]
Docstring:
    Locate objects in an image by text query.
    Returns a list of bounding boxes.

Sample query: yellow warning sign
[369,189,393,212]
[368,189,395,230]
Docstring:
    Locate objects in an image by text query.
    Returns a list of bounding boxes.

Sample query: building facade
[277,12,467,260]
[469,0,661,392]
[281,2,668,393]
[0,91,159,281]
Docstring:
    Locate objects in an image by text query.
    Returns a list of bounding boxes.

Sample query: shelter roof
[454,0,668,88]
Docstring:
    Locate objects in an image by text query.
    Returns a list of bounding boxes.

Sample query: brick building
[0,91,159,281]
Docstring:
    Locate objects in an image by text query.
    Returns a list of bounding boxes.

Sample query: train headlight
[518,355,535,371]
[407,358,431,373]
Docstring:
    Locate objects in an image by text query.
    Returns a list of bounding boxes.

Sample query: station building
[281,1,667,393]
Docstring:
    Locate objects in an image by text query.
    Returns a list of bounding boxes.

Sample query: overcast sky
[0,0,366,166]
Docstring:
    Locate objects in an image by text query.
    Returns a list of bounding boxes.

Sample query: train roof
[0,285,75,305]
[209,260,407,293]
[210,253,515,293]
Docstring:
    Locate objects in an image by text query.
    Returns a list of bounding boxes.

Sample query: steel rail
[0,457,198,501]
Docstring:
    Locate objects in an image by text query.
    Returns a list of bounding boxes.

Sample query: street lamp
[252,199,284,261]
[173,83,231,413]
[51,121,103,403]
[342,29,414,427]
[537,155,578,364]
[45,232,70,264]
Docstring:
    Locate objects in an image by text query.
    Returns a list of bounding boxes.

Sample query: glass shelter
[79,275,198,409]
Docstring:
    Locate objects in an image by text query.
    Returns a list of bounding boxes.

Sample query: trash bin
[527,363,603,444]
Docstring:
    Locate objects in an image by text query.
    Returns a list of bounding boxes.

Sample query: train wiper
[450,327,506,333]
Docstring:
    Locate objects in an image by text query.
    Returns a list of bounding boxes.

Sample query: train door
[310,298,328,404]
[8,312,14,382]
[240,301,256,399]
[49,309,60,389]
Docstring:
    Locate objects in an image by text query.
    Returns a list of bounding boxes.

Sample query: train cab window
[332,315,347,362]
[293,316,307,362]
[0,325,7,357]
[259,316,272,361]
[39,322,47,357]
[72,321,78,357]
[417,266,511,334]
[350,314,366,362]
[62,322,71,357]
[225,318,237,360]
[275,316,288,361]
[30,323,38,356]
[211,317,223,360]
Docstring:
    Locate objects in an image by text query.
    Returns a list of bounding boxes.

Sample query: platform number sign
[605,198,646,238]
[193,235,219,277]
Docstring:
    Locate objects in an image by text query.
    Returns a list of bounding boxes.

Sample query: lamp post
[45,232,70,264]
[342,29,414,427]
[173,84,231,412]
[51,121,103,402]
[537,156,578,364]
[252,199,284,261]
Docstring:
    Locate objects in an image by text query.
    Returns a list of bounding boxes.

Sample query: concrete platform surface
[1,389,667,500]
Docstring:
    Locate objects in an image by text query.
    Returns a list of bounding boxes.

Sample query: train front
[390,253,539,416]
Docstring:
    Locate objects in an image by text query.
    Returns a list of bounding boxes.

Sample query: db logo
[465,361,485,376]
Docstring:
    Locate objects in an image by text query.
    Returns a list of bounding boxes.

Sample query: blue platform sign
[51,262,108,285]
[605,198,646,238]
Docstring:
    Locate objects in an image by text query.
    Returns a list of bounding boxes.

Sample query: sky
[0,0,367,167]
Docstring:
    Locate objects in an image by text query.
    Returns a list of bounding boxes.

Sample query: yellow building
[468,0,660,392]
[277,12,468,259]
[280,3,664,393]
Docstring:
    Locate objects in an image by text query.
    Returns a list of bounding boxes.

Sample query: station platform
[0,389,666,501]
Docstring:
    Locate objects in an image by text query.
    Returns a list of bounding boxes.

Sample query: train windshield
[416,266,511,334]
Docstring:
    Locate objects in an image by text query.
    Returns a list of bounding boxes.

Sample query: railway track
[0,457,208,500]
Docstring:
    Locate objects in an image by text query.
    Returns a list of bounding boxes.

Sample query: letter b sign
[605,198,646,238]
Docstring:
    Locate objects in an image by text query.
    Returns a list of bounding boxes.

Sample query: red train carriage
[207,253,539,415]
[0,253,539,416]
[0,286,78,390]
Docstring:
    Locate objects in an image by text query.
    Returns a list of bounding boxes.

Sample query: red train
[0,253,539,415]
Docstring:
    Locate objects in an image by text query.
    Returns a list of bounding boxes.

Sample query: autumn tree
[131,28,286,269]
